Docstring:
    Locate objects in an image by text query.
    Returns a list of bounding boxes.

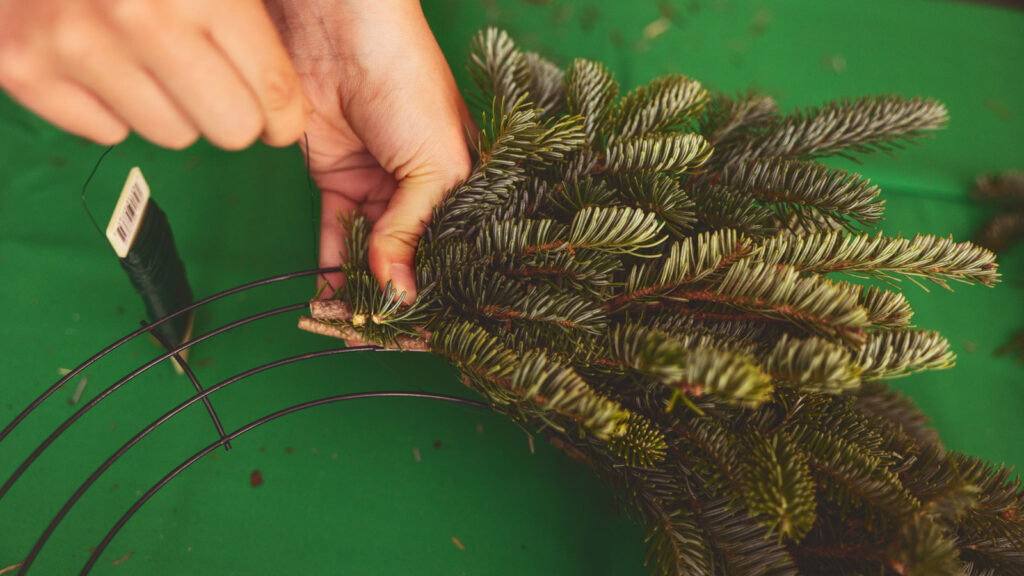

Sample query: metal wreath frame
[0,267,490,576]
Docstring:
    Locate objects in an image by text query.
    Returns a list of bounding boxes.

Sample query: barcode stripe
[105,167,151,257]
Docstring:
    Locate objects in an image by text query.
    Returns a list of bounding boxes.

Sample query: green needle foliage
[310,29,1023,576]
[973,171,1024,361]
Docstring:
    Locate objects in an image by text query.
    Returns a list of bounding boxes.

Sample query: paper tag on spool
[105,167,151,258]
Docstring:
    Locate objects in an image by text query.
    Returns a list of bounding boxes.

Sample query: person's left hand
[267,0,473,304]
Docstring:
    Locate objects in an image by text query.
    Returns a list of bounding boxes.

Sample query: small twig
[296,317,432,351]
[309,300,353,321]
[298,316,361,340]
[111,551,134,565]
[0,562,23,576]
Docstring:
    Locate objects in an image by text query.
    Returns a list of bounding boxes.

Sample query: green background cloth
[1,1,1022,574]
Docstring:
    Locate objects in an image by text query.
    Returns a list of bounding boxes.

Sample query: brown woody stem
[310,299,353,321]
[297,316,433,351]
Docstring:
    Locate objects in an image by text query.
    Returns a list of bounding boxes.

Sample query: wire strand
[75,392,489,576]
[80,145,116,242]
[0,267,340,445]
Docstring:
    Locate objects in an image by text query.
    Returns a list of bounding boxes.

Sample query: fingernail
[389,263,417,303]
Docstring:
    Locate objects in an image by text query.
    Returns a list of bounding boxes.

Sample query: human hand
[267,0,473,303]
[0,0,308,149]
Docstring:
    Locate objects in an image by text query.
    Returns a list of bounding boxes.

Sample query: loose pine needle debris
[70,377,88,405]
[303,28,1021,576]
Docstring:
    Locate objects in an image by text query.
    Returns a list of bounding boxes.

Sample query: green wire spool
[105,167,194,362]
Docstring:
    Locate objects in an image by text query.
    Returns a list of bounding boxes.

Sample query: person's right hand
[0,0,308,149]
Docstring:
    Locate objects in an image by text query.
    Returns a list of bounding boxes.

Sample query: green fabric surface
[1,1,1022,574]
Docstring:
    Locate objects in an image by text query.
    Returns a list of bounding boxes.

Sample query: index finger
[206,0,308,147]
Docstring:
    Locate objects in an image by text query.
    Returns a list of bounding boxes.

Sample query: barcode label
[105,167,151,258]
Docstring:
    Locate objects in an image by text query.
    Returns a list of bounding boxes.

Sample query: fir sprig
[724,96,948,162]
[302,28,1020,576]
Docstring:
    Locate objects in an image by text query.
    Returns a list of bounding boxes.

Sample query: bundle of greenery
[300,29,1023,576]
[973,171,1024,361]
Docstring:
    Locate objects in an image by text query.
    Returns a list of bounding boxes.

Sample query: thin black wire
[144,321,231,451]
[0,301,309,501]
[76,392,489,576]
[80,145,116,241]
[16,345,388,574]
[0,266,339,445]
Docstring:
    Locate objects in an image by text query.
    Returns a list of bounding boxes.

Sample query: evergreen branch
[494,249,621,299]
[604,133,713,175]
[568,206,666,254]
[333,272,430,343]
[756,231,1000,288]
[608,413,669,468]
[692,495,799,575]
[973,171,1024,206]
[476,97,587,178]
[679,261,871,344]
[617,229,753,309]
[644,507,714,576]
[852,381,940,448]
[859,286,914,329]
[616,74,710,140]
[787,393,889,459]
[741,435,818,541]
[522,51,565,115]
[476,218,567,255]
[788,425,920,518]
[892,516,961,576]
[644,311,777,346]
[700,90,778,148]
[615,173,697,237]
[443,270,608,334]
[763,334,863,393]
[338,211,371,271]
[432,322,626,438]
[974,211,1024,253]
[431,320,519,385]
[304,30,1002,576]
[511,351,629,438]
[468,27,530,108]
[565,58,619,143]
[956,454,1024,546]
[533,114,590,163]
[608,324,773,407]
[682,419,745,492]
[721,159,884,231]
[775,208,847,236]
[730,96,948,161]
[429,172,516,241]
[688,183,777,236]
[546,176,618,217]
[416,239,477,287]
[958,537,1024,576]
[857,330,955,380]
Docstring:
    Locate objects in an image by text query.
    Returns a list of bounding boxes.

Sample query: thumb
[368,168,465,304]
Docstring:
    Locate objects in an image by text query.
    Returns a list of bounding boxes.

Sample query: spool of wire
[104,167,194,357]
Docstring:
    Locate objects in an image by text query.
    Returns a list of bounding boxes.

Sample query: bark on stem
[297,316,432,351]
[310,300,354,321]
